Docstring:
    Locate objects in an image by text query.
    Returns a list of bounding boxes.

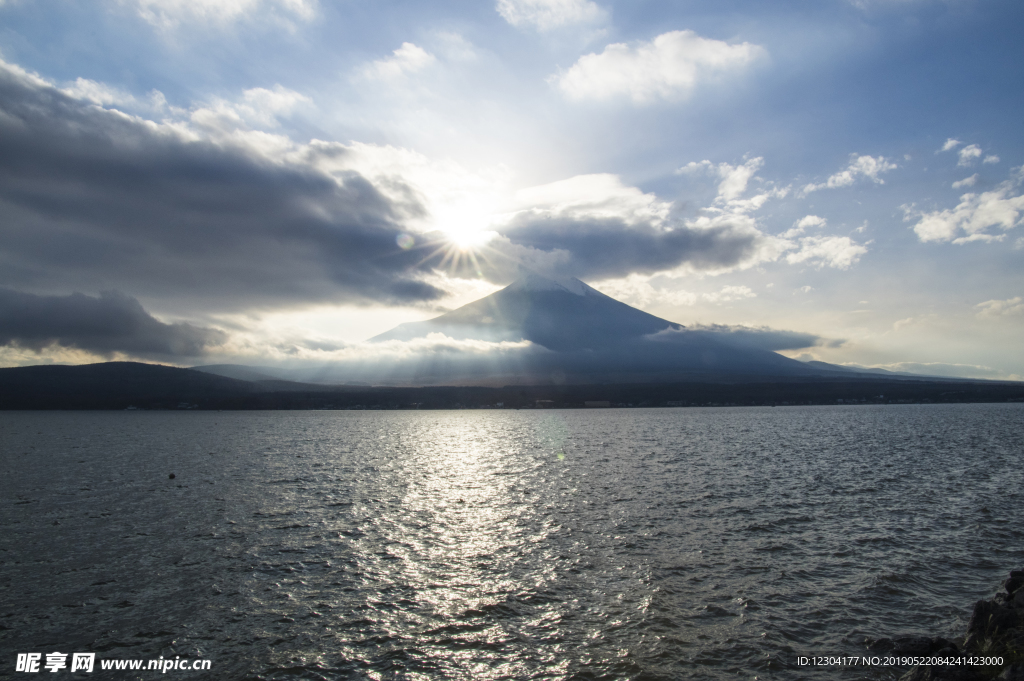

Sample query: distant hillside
[190,363,288,382]
[0,361,264,409]
[2,361,1021,410]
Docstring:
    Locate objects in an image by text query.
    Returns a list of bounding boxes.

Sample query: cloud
[984,155,1000,165]
[488,213,774,281]
[715,158,762,202]
[940,138,961,152]
[677,157,788,215]
[0,289,226,358]
[590,278,760,309]
[61,78,138,107]
[483,173,782,281]
[361,43,436,80]
[496,0,606,30]
[782,214,827,238]
[702,285,756,303]
[905,169,1024,243]
[122,0,317,29]
[952,174,978,189]
[648,324,824,352]
[553,30,765,104]
[211,332,548,386]
[511,173,670,223]
[957,144,982,167]
[0,58,446,313]
[189,84,311,132]
[976,297,1024,318]
[487,160,821,283]
[872,361,1014,381]
[802,154,897,193]
[785,236,868,269]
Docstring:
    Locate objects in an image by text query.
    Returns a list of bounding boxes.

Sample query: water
[1,404,1022,680]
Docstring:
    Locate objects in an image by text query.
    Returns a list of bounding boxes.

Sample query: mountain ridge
[369,273,820,381]
[371,274,684,350]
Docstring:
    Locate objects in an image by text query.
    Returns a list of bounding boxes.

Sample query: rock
[1004,571,1024,597]
[999,665,1024,681]
[168,473,175,479]
[899,666,986,681]
[866,637,895,651]
[897,569,1024,681]
[870,636,960,655]
[892,636,959,656]
[965,599,1020,644]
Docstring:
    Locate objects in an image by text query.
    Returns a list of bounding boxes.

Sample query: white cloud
[62,78,137,107]
[589,276,697,308]
[940,138,961,152]
[873,361,1016,381]
[679,157,761,200]
[589,278,755,309]
[511,173,671,225]
[187,84,311,150]
[432,32,477,63]
[785,236,868,269]
[802,154,897,193]
[952,174,977,189]
[361,42,436,80]
[61,77,174,119]
[976,297,1024,318]
[984,155,1000,164]
[677,156,788,213]
[298,139,513,241]
[496,0,606,30]
[958,144,982,166]
[716,157,762,201]
[703,285,756,303]
[554,30,765,104]
[238,85,310,125]
[782,214,826,238]
[123,0,316,29]
[906,170,1024,244]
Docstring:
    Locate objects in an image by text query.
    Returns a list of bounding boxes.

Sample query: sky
[0,0,1022,380]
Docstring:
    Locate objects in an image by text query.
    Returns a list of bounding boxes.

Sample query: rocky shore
[867,570,1024,680]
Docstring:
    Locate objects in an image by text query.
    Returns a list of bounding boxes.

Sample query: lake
[2,404,1022,679]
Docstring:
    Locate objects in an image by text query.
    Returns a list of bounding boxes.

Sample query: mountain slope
[370,274,825,382]
[0,361,265,409]
[373,274,679,350]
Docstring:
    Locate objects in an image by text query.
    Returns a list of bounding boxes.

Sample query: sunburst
[400,227,512,280]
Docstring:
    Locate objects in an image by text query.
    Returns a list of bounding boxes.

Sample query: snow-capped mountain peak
[505,273,591,297]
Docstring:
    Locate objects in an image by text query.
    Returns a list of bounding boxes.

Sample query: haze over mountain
[365,273,836,383]
[189,274,853,386]
[372,274,680,348]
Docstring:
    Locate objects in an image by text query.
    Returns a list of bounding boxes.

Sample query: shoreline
[870,569,1024,680]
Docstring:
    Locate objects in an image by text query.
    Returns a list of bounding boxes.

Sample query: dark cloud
[649,324,827,351]
[0,62,444,313]
[491,212,767,281]
[0,288,226,358]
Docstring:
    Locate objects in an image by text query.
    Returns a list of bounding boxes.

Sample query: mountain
[0,361,265,409]
[373,274,680,350]
[369,274,831,384]
[3,360,1022,410]
[190,364,288,382]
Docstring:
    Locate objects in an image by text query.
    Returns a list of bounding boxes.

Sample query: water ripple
[2,404,1023,679]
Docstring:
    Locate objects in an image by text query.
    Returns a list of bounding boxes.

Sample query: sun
[399,198,511,277]
[446,227,494,251]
